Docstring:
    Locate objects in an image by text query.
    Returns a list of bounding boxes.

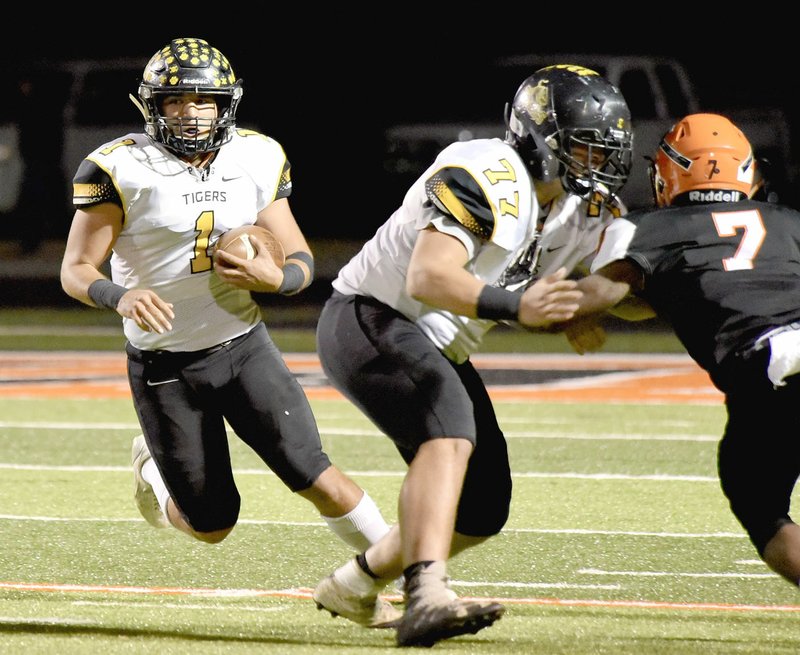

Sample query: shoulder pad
[423,139,533,247]
[425,166,495,239]
[73,158,119,207]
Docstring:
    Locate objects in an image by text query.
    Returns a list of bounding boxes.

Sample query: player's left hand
[213,242,284,292]
[518,267,582,327]
[565,316,606,355]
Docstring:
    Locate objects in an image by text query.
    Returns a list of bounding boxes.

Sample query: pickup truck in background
[382,53,795,212]
[0,53,793,242]
[0,58,267,238]
[0,58,148,218]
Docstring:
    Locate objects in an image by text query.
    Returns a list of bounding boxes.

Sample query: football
[214,225,285,266]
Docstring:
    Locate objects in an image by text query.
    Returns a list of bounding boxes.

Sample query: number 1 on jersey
[191,210,215,273]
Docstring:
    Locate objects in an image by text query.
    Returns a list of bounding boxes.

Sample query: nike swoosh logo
[222,175,242,182]
[146,378,179,386]
[545,244,566,253]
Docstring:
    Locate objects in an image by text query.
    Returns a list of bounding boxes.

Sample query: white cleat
[131,435,169,529]
[313,574,402,629]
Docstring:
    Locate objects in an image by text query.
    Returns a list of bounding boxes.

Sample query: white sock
[141,457,171,519]
[322,491,390,552]
[334,557,386,595]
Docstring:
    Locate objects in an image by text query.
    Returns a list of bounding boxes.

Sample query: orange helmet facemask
[651,113,756,207]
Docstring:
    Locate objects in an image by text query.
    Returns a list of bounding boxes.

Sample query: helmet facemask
[139,87,242,156]
[554,125,633,198]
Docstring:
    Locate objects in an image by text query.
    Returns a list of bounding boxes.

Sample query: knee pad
[454,472,512,537]
[734,504,790,556]
[182,494,240,534]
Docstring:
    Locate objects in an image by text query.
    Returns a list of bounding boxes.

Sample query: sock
[403,560,436,583]
[141,457,170,519]
[403,560,456,602]
[322,491,390,552]
[334,557,386,595]
[356,552,379,578]
[359,546,406,595]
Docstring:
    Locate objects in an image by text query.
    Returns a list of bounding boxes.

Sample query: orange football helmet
[652,113,756,207]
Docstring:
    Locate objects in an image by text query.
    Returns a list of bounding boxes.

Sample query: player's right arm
[406,227,482,315]
[407,228,581,326]
[575,260,639,315]
[409,142,581,326]
[60,203,175,334]
[585,216,656,320]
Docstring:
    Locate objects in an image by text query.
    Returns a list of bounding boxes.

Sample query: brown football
[214,225,285,266]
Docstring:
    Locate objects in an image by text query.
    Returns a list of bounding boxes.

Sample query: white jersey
[333,137,624,363]
[589,217,636,272]
[73,129,290,351]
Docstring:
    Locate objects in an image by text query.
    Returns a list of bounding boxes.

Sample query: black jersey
[595,199,800,375]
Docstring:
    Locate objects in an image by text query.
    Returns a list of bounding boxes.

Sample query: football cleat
[396,596,505,647]
[396,560,504,647]
[131,435,169,529]
[313,574,402,629]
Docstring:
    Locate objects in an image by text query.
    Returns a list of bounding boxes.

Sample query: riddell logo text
[689,190,743,202]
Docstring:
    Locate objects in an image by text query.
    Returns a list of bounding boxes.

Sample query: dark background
[6,27,798,240]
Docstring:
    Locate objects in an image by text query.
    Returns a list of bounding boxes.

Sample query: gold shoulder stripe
[426,173,489,238]
[73,181,116,204]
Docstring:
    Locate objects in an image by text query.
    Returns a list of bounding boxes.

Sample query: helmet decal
[659,138,693,171]
[539,64,599,77]
[516,80,550,126]
[145,38,237,87]
[738,151,755,182]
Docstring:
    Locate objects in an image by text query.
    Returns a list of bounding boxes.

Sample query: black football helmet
[505,65,633,199]
[135,37,243,156]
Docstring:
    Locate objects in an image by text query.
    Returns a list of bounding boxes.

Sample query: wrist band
[278,251,315,295]
[287,251,315,279]
[278,263,306,295]
[88,279,127,310]
[476,285,521,320]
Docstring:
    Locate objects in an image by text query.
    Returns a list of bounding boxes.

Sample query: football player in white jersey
[311,66,632,647]
[60,38,396,623]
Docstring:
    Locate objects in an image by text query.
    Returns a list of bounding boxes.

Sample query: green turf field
[0,309,798,654]
[0,306,686,354]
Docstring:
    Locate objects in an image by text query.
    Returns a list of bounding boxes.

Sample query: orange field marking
[0,351,723,405]
[0,581,796,613]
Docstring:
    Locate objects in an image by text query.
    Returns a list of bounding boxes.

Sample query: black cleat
[396,597,505,647]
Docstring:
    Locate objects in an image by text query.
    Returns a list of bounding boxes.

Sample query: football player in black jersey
[564,112,800,587]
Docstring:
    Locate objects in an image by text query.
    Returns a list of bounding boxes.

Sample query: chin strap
[129,93,151,122]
